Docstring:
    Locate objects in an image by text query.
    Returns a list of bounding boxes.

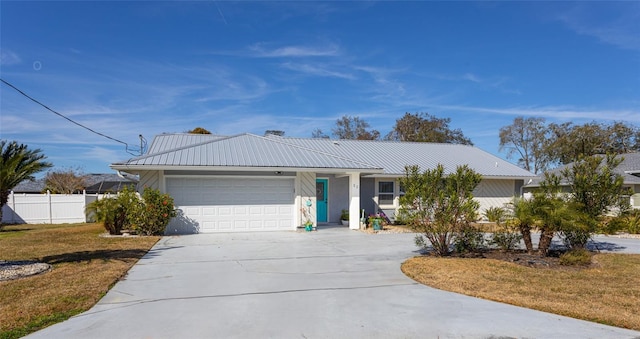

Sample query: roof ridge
[282,136,474,147]
[126,133,245,164]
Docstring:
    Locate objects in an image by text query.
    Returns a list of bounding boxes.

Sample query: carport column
[348,172,360,230]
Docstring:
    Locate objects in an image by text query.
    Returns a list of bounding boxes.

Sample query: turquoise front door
[316,179,328,223]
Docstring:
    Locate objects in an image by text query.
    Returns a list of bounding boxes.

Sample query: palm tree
[1,140,53,222]
[507,198,536,254]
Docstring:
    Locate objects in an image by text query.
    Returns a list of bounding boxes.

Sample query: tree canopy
[499,117,551,174]
[187,127,212,134]
[386,112,473,145]
[313,115,380,140]
[499,117,639,173]
[44,169,88,194]
[547,121,640,165]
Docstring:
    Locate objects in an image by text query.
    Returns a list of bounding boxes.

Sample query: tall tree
[311,129,329,138]
[386,112,472,145]
[499,117,550,174]
[44,169,88,194]
[546,121,639,165]
[1,140,53,221]
[187,127,211,134]
[264,130,285,137]
[332,115,380,140]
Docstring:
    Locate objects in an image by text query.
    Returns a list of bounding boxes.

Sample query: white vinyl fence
[2,191,109,224]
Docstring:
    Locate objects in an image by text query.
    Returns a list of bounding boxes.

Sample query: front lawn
[402,253,640,331]
[0,223,160,338]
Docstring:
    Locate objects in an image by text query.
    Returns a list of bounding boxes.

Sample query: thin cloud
[248,42,340,58]
[557,3,640,51]
[280,62,355,80]
[0,49,21,65]
[433,104,640,123]
[463,73,481,83]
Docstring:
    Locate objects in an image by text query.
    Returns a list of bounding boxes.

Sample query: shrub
[400,164,481,256]
[454,226,486,254]
[483,206,507,224]
[85,187,139,235]
[559,248,592,266]
[605,210,640,234]
[129,187,177,236]
[628,211,640,234]
[600,216,627,234]
[491,230,522,252]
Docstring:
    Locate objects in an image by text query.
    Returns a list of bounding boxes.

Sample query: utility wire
[1,78,142,156]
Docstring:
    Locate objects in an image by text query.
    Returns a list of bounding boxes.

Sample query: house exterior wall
[138,171,160,191]
[298,172,316,227]
[360,177,521,223]
[474,179,517,217]
[360,177,376,218]
[328,175,349,223]
[630,184,640,208]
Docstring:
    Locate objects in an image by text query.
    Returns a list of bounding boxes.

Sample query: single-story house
[523,152,640,209]
[110,133,534,234]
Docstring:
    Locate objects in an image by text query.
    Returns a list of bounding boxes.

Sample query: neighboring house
[12,173,138,194]
[523,152,640,209]
[110,133,534,234]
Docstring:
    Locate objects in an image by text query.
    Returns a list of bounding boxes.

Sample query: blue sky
[1,1,639,175]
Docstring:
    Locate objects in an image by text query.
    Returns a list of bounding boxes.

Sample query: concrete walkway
[28,228,640,339]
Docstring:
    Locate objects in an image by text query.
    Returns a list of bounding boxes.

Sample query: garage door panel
[218,221,232,230]
[167,177,295,233]
[219,207,232,216]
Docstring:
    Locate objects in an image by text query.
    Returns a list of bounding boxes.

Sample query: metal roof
[524,152,640,187]
[147,134,227,154]
[113,133,534,178]
[283,137,534,177]
[114,134,382,171]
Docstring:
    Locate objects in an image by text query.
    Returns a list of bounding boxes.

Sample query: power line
[1,78,142,156]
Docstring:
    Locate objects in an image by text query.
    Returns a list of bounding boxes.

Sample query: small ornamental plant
[340,209,349,221]
[368,212,387,230]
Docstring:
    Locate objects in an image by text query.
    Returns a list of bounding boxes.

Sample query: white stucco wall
[474,179,517,218]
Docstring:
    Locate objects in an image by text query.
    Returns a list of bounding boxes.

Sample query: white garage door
[166,177,295,233]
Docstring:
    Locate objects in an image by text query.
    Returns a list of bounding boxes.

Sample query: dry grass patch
[401,254,640,330]
[0,223,159,338]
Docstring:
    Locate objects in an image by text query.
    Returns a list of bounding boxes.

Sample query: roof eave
[110,164,384,174]
[364,173,535,179]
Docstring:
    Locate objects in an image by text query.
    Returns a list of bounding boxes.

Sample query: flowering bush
[130,187,177,236]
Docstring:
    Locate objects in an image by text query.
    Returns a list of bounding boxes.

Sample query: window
[378,181,394,205]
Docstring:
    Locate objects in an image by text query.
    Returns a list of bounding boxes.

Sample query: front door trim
[316,178,328,223]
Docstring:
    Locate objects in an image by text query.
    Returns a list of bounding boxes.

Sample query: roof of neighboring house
[112,133,535,178]
[11,173,138,194]
[524,152,640,187]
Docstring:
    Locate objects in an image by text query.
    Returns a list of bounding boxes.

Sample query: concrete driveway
[28,228,640,339]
